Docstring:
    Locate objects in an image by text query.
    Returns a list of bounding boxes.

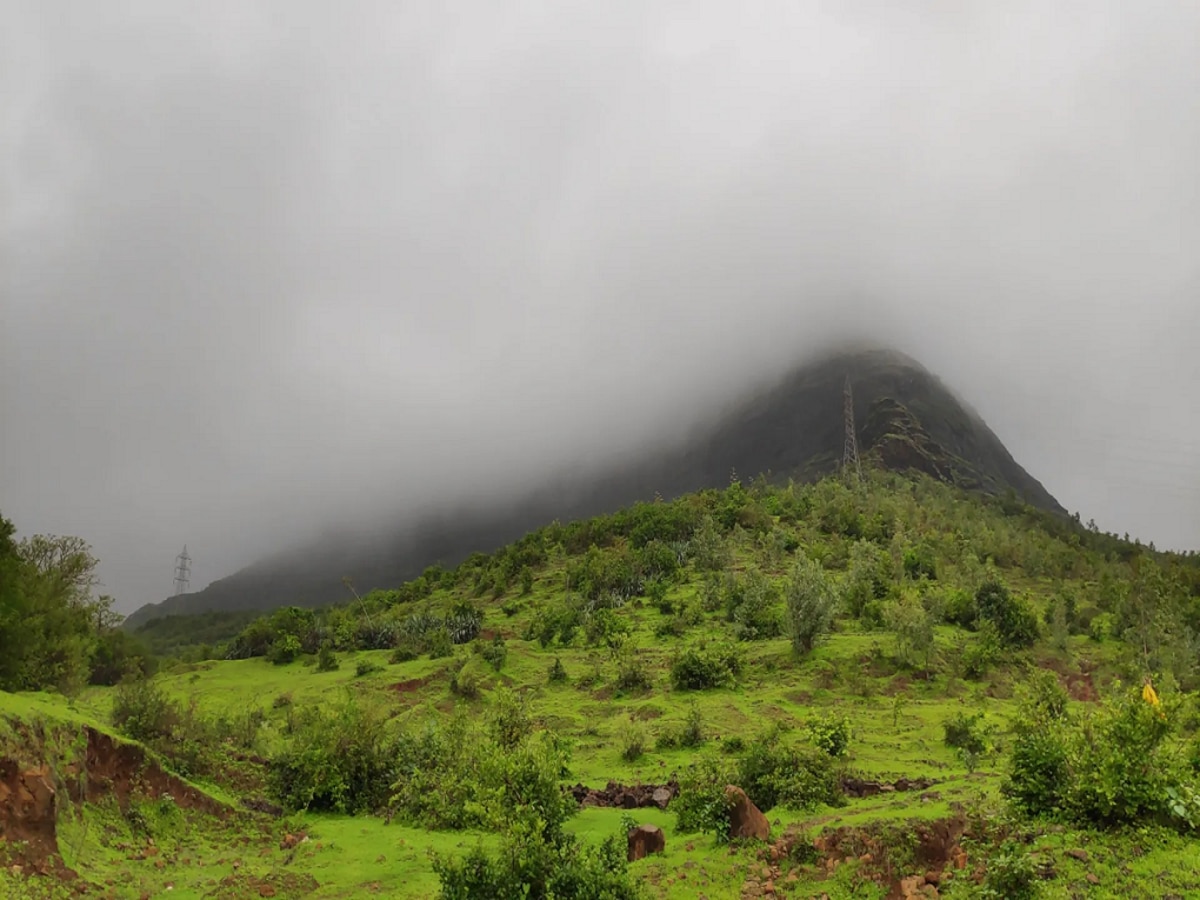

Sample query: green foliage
[0,522,122,693]
[547,656,567,683]
[670,641,742,690]
[942,711,988,756]
[1005,681,1196,828]
[806,713,851,758]
[88,628,156,685]
[354,659,382,677]
[268,700,396,814]
[674,755,735,840]
[735,726,843,812]
[618,718,649,761]
[317,644,340,672]
[726,570,782,641]
[111,676,179,745]
[481,634,508,672]
[842,540,893,618]
[434,824,640,900]
[981,842,1040,900]
[884,593,935,669]
[784,554,837,655]
[267,633,302,665]
[487,687,532,750]
[975,576,1039,649]
[390,716,576,835]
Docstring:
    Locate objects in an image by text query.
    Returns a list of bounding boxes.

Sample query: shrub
[481,634,508,672]
[427,628,453,659]
[943,711,988,756]
[547,657,568,683]
[267,700,397,814]
[981,842,1040,900]
[1005,682,1192,828]
[975,576,1038,649]
[487,687,532,750]
[679,705,705,748]
[737,727,842,812]
[784,555,837,656]
[449,662,482,700]
[112,677,179,744]
[390,643,419,663]
[614,647,653,692]
[674,755,735,840]
[355,659,382,678]
[434,826,639,900]
[267,634,302,665]
[729,571,782,641]
[619,719,649,762]
[670,642,741,691]
[317,644,339,672]
[806,713,851,758]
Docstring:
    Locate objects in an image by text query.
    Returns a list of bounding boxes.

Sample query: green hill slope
[124,346,1064,629]
[13,470,1200,898]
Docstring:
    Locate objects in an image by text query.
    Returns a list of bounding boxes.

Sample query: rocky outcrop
[626,824,666,862]
[568,780,678,810]
[725,785,770,841]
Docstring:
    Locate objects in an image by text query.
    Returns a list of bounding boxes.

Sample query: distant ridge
[123,346,1062,628]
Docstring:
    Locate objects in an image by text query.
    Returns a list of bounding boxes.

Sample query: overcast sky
[3,1,1198,613]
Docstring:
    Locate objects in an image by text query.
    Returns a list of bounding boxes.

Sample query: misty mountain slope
[123,347,1063,628]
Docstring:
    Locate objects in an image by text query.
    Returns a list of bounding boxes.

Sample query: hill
[124,347,1063,629]
[9,470,1200,898]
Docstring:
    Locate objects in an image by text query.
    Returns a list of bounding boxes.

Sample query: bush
[736,727,842,812]
[547,657,568,683]
[434,826,639,900]
[784,555,837,656]
[619,719,649,762]
[390,643,420,664]
[317,644,339,672]
[806,713,851,758]
[975,576,1038,649]
[427,628,453,659]
[981,842,1040,900]
[267,634,302,665]
[670,642,742,690]
[112,677,178,744]
[615,647,653,692]
[679,705,705,748]
[487,687,532,750]
[1005,682,1193,828]
[267,700,397,814]
[943,711,988,755]
[481,634,507,672]
[355,659,382,678]
[674,755,735,840]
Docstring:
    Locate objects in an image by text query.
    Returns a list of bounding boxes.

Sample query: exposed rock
[568,780,678,810]
[626,824,666,862]
[841,775,938,798]
[1066,848,1088,862]
[725,785,770,841]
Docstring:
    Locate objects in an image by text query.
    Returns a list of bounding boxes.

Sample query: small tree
[884,594,935,670]
[785,555,836,656]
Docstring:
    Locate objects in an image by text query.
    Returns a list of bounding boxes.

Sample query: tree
[884,594,935,670]
[0,518,116,692]
[785,554,837,655]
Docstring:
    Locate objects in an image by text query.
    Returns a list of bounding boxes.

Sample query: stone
[1086,873,1100,885]
[627,824,666,862]
[1066,849,1088,862]
[652,787,672,810]
[724,785,770,841]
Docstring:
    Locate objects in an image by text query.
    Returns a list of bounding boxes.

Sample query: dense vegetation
[4,469,1200,898]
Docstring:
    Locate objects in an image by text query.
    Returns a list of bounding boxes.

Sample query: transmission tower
[172,546,191,596]
[842,376,861,482]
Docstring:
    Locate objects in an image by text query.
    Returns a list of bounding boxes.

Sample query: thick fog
[2,1,1198,612]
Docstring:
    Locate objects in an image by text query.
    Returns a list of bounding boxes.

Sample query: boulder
[652,787,672,810]
[724,785,769,841]
[627,824,666,862]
